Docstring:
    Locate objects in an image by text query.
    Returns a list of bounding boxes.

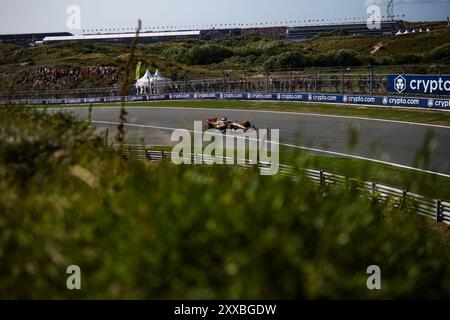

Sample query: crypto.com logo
[366,0,382,30]
[171,121,280,175]
[394,75,407,93]
[66,5,81,30]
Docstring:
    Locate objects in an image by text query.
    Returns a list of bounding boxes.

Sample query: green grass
[38,100,450,126]
[147,145,450,200]
[299,153,450,200]
[1,105,449,299]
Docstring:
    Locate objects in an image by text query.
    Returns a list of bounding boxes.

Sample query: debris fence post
[436,200,443,223]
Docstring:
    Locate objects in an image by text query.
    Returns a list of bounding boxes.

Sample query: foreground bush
[0,106,449,299]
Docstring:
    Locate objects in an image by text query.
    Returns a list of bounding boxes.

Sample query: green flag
[135,61,142,80]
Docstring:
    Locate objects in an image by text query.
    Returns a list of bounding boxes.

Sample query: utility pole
[387,0,394,23]
[387,0,397,33]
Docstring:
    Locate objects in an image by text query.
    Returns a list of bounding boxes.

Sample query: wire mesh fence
[2,64,449,100]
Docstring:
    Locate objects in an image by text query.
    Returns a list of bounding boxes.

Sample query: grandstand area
[287,21,403,41]
[0,32,73,46]
[41,30,201,45]
[2,17,445,48]
[0,20,406,46]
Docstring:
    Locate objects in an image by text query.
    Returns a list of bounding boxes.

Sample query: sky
[0,0,449,35]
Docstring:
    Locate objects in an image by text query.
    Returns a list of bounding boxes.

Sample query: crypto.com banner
[3,92,450,111]
[388,74,450,96]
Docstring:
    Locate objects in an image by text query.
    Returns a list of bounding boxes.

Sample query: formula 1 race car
[205,117,256,132]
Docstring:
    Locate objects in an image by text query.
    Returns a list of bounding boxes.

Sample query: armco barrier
[112,146,450,227]
[2,91,450,111]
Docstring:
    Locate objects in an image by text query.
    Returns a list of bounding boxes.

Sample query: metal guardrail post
[371,182,377,202]
[436,200,443,223]
[399,189,408,209]
[319,170,325,186]
[195,153,202,164]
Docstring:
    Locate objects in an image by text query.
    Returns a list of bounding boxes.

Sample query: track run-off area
[47,105,450,177]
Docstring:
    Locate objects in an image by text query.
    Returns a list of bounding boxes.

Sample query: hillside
[1,29,449,91]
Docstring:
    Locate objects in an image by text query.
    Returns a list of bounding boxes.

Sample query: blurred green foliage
[0,106,449,299]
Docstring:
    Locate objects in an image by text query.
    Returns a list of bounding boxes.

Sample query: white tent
[153,69,165,81]
[135,69,153,94]
[151,69,168,94]
[135,69,170,95]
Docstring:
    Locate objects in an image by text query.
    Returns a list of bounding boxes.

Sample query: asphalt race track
[49,106,450,175]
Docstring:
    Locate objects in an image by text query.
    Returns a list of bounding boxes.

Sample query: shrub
[261,40,287,56]
[264,51,307,70]
[235,45,264,57]
[0,106,449,299]
[392,53,423,65]
[183,44,233,65]
[308,49,361,67]
[430,43,450,64]
[335,49,361,66]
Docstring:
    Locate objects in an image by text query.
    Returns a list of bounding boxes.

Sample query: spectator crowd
[165,74,387,95]
[5,67,389,98]
[15,66,118,90]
